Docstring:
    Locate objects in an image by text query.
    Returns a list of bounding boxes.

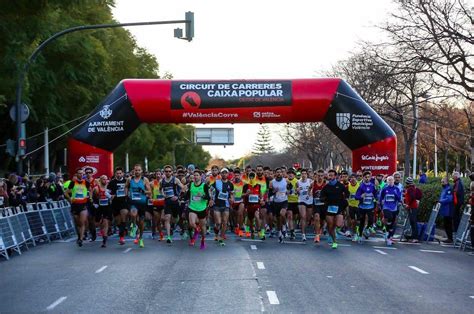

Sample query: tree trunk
[444,149,449,179]
[404,145,411,178]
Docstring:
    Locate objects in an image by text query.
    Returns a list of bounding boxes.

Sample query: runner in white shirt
[297,169,313,242]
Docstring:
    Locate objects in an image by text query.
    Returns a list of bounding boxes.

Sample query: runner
[125,164,151,248]
[379,176,402,246]
[347,174,360,242]
[320,169,348,249]
[150,170,165,241]
[161,165,186,244]
[297,169,313,242]
[242,165,252,184]
[108,167,128,245]
[231,169,245,237]
[186,169,211,249]
[287,168,299,240]
[211,168,234,246]
[84,167,97,241]
[92,175,113,248]
[65,168,90,247]
[242,172,265,239]
[255,165,269,239]
[355,170,378,242]
[269,168,289,243]
[312,169,326,243]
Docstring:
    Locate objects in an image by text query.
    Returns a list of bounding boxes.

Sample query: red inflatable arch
[68,79,397,176]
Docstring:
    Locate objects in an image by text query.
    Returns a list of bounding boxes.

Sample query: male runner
[269,168,289,243]
[232,169,245,237]
[125,164,151,248]
[297,169,313,242]
[355,170,378,242]
[84,167,97,241]
[186,170,211,249]
[65,168,90,247]
[379,176,402,246]
[108,167,128,245]
[92,175,113,248]
[312,169,326,243]
[161,165,186,243]
[347,174,360,242]
[211,168,234,245]
[286,169,299,240]
[255,165,269,239]
[243,172,265,239]
[150,170,165,241]
[320,169,348,249]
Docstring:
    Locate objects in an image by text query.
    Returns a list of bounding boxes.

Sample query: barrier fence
[454,204,471,251]
[0,201,75,260]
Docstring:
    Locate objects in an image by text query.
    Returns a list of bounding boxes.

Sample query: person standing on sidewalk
[452,172,465,232]
[403,177,422,243]
[439,177,454,244]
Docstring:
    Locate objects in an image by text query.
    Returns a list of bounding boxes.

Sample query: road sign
[194,128,234,145]
[9,103,30,122]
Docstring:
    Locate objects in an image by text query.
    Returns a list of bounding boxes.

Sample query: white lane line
[282,241,305,245]
[374,249,388,255]
[240,238,264,242]
[372,246,397,250]
[266,291,280,305]
[326,276,333,278]
[95,265,108,273]
[408,266,429,274]
[123,248,132,253]
[419,249,445,254]
[257,262,265,269]
[250,245,257,250]
[337,243,352,247]
[46,296,67,311]
[469,296,474,299]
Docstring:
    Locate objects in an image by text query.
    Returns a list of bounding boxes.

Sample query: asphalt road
[1,231,473,313]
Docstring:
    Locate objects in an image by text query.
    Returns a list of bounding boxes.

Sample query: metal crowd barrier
[0,201,75,260]
[454,204,471,250]
[422,202,440,243]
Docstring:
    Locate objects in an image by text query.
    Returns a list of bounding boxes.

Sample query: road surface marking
[373,246,397,250]
[123,248,132,253]
[257,262,265,269]
[469,296,474,299]
[95,265,108,273]
[420,249,445,253]
[46,296,67,311]
[397,242,421,245]
[326,276,333,278]
[240,238,264,242]
[266,291,280,305]
[408,266,429,274]
[374,249,388,255]
[250,245,257,250]
[282,241,305,245]
[337,243,352,247]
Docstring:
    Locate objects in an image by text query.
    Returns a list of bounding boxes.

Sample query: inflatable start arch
[68,79,397,176]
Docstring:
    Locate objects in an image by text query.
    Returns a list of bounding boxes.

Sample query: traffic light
[185,11,194,41]
[5,139,15,157]
[18,138,26,156]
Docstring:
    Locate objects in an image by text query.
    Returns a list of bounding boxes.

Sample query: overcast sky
[113,0,393,160]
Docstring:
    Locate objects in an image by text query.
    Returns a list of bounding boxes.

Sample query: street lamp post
[15,12,194,174]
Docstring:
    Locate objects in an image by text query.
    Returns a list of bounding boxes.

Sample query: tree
[252,125,275,155]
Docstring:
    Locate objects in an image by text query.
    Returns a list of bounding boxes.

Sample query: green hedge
[416,178,471,222]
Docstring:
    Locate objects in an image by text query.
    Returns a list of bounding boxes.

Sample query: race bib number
[156,195,165,200]
[385,194,395,202]
[75,192,85,200]
[164,188,174,198]
[349,194,356,200]
[363,195,374,205]
[276,192,286,198]
[249,194,259,203]
[147,199,153,206]
[116,189,125,197]
[132,192,142,201]
[192,195,202,202]
[314,198,323,205]
[301,190,308,196]
[99,198,109,206]
[218,192,229,201]
[327,205,339,214]
[234,196,242,203]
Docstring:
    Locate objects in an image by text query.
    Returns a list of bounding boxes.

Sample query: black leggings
[443,216,454,241]
[408,208,419,240]
[358,208,374,236]
[383,210,398,238]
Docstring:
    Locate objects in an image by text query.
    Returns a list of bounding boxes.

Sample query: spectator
[470,173,474,248]
[47,172,64,201]
[0,180,9,208]
[36,177,49,202]
[418,171,427,184]
[452,171,465,231]
[439,177,454,243]
[404,177,422,243]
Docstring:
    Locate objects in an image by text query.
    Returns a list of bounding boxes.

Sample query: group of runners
[65,163,415,250]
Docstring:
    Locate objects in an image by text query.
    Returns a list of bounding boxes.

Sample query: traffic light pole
[15,13,194,174]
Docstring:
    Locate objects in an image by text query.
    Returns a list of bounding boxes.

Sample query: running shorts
[189,209,207,220]
[287,202,299,214]
[272,201,288,216]
[71,203,88,216]
[95,205,113,222]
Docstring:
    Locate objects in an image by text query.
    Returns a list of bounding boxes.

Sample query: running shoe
[119,237,125,245]
[278,231,283,243]
[189,238,195,246]
[129,224,137,238]
[159,232,164,241]
[290,231,296,240]
[259,229,266,240]
[151,232,156,240]
[383,232,389,243]
[376,218,383,227]
[245,231,251,238]
[77,239,83,247]
[223,234,227,240]
[99,229,105,237]
[214,235,219,241]
[166,236,172,244]
[386,238,393,246]
[270,230,275,238]
[182,232,188,240]
[302,234,307,242]
[369,226,376,235]
[134,238,139,245]
[327,237,333,246]
[251,232,255,239]
[332,242,338,249]
[238,230,244,237]
[101,243,106,248]
[219,239,225,246]
[363,228,371,239]
[200,239,206,250]
[344,230,352,238]
[314,234,320,243]
[139,239,144,248]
